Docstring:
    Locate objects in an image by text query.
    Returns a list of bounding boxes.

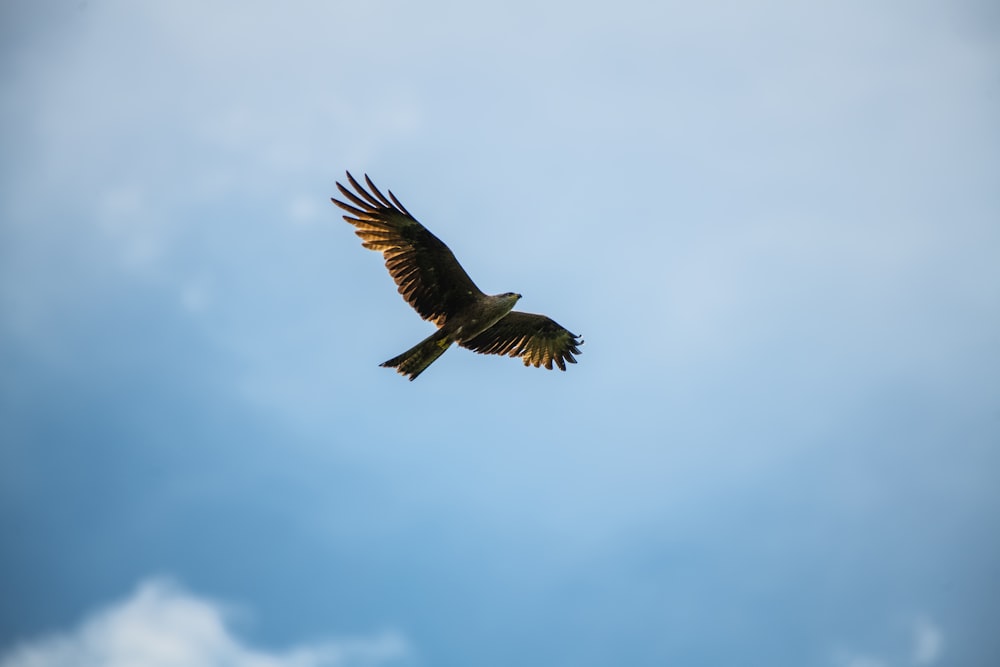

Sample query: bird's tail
[380,329,452,381]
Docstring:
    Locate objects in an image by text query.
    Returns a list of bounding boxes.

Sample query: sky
[1,0,999,665]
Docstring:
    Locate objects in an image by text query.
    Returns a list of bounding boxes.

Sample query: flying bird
[332,172,582,380]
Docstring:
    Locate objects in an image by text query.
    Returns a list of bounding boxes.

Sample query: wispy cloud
[833,656,888,667]
[831,613,945,667]
[911,616,944,666]
[0,578,410,667]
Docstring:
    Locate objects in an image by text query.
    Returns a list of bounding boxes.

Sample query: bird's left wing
[459,311,583,371]
[332,172,484,326]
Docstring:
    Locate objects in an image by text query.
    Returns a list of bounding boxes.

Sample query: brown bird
[332,172,582,380]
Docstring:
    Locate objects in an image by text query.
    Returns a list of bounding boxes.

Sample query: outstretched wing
[332,172,483,326]
[459,311,583,371]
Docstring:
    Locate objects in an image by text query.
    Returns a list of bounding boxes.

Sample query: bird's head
[501,292,522,306]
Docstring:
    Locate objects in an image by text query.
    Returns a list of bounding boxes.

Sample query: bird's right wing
[332,172,483,326]
[459,311,583,371]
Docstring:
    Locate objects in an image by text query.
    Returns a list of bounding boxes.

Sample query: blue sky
[1,0,999,665]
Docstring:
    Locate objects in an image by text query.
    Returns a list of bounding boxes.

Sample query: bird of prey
[332,172,582,380]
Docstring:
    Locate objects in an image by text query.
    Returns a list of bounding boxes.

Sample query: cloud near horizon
[831,614,945,667]
[0,578,410,667]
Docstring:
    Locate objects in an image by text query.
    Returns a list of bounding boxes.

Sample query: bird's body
[380,291,522,379]
[332,172,582,380]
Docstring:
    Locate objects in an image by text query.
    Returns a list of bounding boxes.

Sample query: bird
[331,172,583,381]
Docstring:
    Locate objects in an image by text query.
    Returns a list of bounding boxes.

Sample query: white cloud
[831,613,946,667]
[95,185,169,271]
[179,280,213,314]
[0,579,410,667]
[833,656,888,667]
[287,195,323,226]
[911,616,944,666]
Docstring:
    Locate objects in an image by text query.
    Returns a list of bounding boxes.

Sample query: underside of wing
[332,172,483,325]
[459,311,583,371]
